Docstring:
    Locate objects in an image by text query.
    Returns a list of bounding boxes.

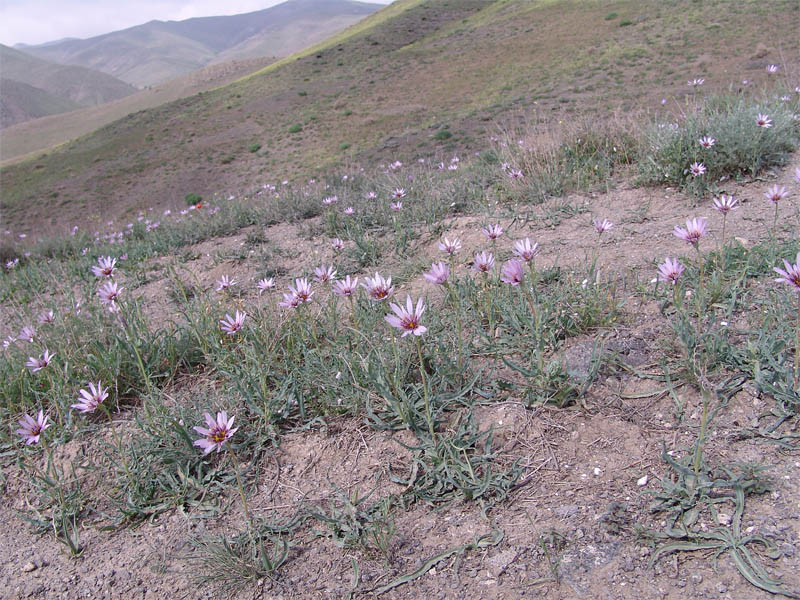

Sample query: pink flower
[215,275,237,292]
[279,292,302,309]
[16,410,50,445]
[385,296,427,337]
[673,217,708,246]
[390,201,403,211]
[91,256,117,278]
[391,188,406,199]
[423,262,449,285]
[774,252,800,292]
[332,275,359,297]
[331,238,345,251]
[689,162,706,177]
[26,349,55,373]
[712,194,737,213]
[257,278,275,293]
[481,224,504,240]
[17,326,36,343]
[343,206,354,215]
[756,114,772,128]
[500,259,524,286]
[72,381,108,413]
[509,169,524,180]
[37,310,55,324]
[322,195,338,205]
[766,64,779,74]
[98,281,123,311]
[688,78,705,87]
[366,191,377,200]
[657,257,685,285]
[193,411,238,454]
[362,273,394,301]
[438,237,462,255]
[764,184,788,204]
[512,238,540,262]
[698,136,716,149]
[472,251,495,273]
[220,311,246,335]
[593,218,614,234]
[289,278,313,303]
[314,265,337,284]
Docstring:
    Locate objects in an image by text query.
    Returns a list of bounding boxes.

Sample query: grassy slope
[2,0,798,233]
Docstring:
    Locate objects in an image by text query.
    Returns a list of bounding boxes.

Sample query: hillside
[18,0,383,87]
[0,44,136,126]
[2,0,799,235]
[0,56,276,163]
[0,79,81,128]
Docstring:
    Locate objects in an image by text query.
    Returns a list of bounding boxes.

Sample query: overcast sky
[0,0,393,47]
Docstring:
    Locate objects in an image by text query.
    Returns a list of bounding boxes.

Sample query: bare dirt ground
[1,156,799,599]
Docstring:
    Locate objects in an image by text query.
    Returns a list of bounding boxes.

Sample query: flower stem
[415,337,434,439]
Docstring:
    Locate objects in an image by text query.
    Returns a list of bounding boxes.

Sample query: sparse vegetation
[2,1,800,598]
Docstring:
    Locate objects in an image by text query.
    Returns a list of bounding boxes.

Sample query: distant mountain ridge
[0,44,137,128]
[17,0,383,87]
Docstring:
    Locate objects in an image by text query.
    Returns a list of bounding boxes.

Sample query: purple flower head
[698,136,716,149]
[332,275,359,297]
[71,381,108,413]
[37,311,55,324]
[689,162,706,177]
[766,64,779,74]
[712,194,737,214]
[657,257,685,285]
[91,256,117,278]
[385,296,427,337]
[390,201,403,212]
[17,326,36,343]
[756,114,772,128]
[512,238,540,262]
[500,259,525,286]
[343,206,354,215]
[472,251,495,273]
[438,237,462,255]
[220,311,246,335]
[362,273,394,301]
[193,411,238,454]
[215,275,237,292]
[331,238,345,251]
[764,185,788,205]
[774,252,800,292]
[481,224,504,241]
[313,265,337,284]
[593,218,614,235]
[257,278,275,293]
[26,349,55,373]
[16,410,50,445]
[673,217,708,247]
[98,281,123,311]
[423,262,449,285]
[391,188,406,199]
[322,195,338,205]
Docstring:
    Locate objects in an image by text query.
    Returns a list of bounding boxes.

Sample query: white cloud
[0,0,392,46]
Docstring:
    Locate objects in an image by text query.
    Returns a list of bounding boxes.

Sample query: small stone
[717,583,728,593]
[717,513,731,525]
[640,547,651,557]
[637,475,649,487]
[691,574,703,584]
[22,562,37,573]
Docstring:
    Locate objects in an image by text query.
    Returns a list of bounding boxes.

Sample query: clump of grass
[639,92,799,197]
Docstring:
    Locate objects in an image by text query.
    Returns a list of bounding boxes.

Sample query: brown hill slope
[2,0,798,233]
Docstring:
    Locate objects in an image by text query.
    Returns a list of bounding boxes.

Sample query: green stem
[795,294,800,390]
[228,445,252,526]
[693,389,711,475]
[415,337,434,439]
